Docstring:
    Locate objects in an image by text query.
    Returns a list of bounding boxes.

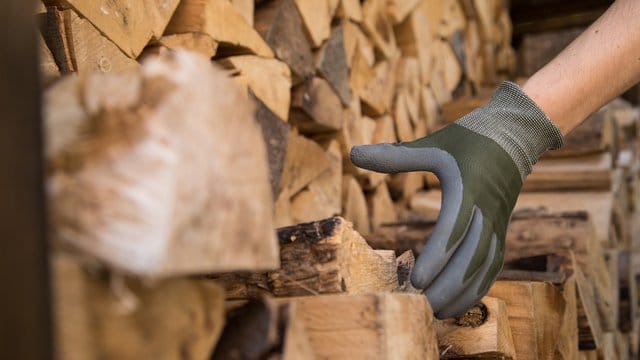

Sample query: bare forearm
[522,0,640,135]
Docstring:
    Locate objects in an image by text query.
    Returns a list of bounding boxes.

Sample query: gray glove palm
[351,82,563,318]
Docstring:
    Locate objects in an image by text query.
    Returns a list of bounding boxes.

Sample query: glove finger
[423,207,488,313]
[435,233,499,319]
[350,143,456,175]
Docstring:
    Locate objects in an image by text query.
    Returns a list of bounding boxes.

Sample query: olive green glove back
[350,82,563,318]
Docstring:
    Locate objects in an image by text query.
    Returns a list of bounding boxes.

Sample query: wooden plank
[49,0,180,57]
[436,297,516,359]
[524,153,613,192]
[220,55,292,121]
[290,77,343,133]
[254,0,314,83]
[45,51,279,276]
[0,1,52,356]
[166,0,274,57]
[292,293,439,359]
[45,7,139,74]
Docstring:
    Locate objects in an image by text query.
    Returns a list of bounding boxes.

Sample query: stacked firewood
[38,0,640,359]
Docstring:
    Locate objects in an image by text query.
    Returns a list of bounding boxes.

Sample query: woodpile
[36,0,640,359]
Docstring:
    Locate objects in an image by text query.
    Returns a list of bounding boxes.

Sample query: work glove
[350,82,564,318]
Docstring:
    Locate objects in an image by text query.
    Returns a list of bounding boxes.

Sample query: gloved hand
[350,82,564,318]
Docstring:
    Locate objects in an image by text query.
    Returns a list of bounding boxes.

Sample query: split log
[290,140,342,223]
[278,131,330,196]
[220,55,292,121]
[315,25,352,105]
[47,0,180,57]
[386,0,420,24]
[253,94,290,197]
[230,0,254,26]
[361,0,398,59]
[290,77,343,133]
[45,50,278,276]
[524,153,613,192]
[291,293,439,359]
[436,297,516,359]
[337,0,362,22]
[342,175,371,235]
[293,0,331,48]
[212,298,315,359]
[53,252,225,360]
[368,182,398,231]
[393,9,433,85]
[350,48,389,116]
[45,7,138,74]
[166,0,274,57]
[254,0,314,82]
[153,33,218,58]
[438,0,466,38]
[488,280,574,360]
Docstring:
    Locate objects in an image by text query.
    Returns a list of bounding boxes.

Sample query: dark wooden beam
[0,1,52,359]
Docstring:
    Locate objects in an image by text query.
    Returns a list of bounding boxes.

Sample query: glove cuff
[455,81,564,180]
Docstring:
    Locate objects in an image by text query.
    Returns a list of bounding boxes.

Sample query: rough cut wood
[361,0,397,59]
[53,252,225,360]
[279,131,330,196]
[386,0,420,24]
[230,0,254,26]
[337,0,362,22]
[270,217,399,296]
[350,48,387,116]
[524,153,613,192]
[49,0,180,57]
[436,297,516,359]
[220,55,292,121]
[292,293,439,359]
[166,0,274,57]
[45,7,138,74]
[315,25,352,105]
[254,0,314,83]
[294,0,331,48]
[290,77,343,133]
[488,280,569,360]
[212,298,315,359]
[253,94,290,197]
[45,51,278,276]
[342,175,371,235]
[290,141,342,223]
[154,33,218,59]
[368,182,398,231]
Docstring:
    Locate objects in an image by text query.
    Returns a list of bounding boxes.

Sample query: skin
[522,0,640,135]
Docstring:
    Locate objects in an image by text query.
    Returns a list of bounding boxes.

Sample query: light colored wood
[315,25,352,105]
[421,85,440,131]
[279,131,330,196]
[290,77,343,133]
[46,8,138,74]
[155,33,218,58]
[438,40,463,94]
[342,175,371,235]
[221,55,292,121]
[166,0,274,57]
[230,0,254,26]
[337,0,362,22]
[373,114,398,144]
[294,0,332,48]
[389,172,424,202]
[361,0,398,59]
[45,51,278,276]
[436,297,516,359]
[292,293,439,359]
[394,9,432,85]
[394,90,414,142]
[271,217,400,296]
[438,0,466,38]
[556,274,579,360]
[368,182,397,231]
[418,0,443,38]
[254,0,314,82]
[53,252,225,360]
[51,0,180,57]
[396,57,422,125]
[386,0,420,24]
[350,48,387,116]
[290,140,342,223]
[488,280,569,360]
